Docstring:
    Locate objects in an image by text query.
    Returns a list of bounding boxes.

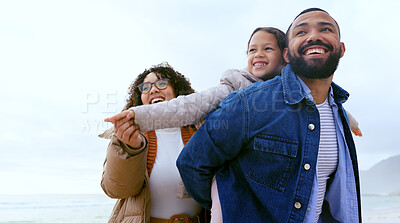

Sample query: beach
[363,208,400,223]
[0,194,399,222]
[0,194,114,223]
[362,194,400,223]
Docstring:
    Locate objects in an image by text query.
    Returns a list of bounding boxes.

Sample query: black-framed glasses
[137,78,170,94]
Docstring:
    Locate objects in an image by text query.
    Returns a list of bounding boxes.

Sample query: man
[176,8,361,223]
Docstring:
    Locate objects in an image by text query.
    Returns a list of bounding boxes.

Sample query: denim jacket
[176,65,361,223]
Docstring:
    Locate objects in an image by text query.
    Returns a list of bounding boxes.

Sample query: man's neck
[298,75,333,104]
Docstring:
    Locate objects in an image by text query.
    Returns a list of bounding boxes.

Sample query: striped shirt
[315,98,339,222]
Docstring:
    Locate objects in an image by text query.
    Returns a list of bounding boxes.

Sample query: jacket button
[304,163,311,170]
[294,202,302,209]
[308,124,315,130]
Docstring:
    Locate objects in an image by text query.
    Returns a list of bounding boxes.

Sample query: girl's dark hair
[123,62,194,110]
[247,27,286,56]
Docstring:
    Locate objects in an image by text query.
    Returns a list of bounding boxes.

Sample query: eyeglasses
[137,78,170,94]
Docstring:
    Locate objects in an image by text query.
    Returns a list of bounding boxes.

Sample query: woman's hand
[113,114,143,149]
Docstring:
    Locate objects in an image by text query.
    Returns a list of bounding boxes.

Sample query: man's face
[284,11,345,79]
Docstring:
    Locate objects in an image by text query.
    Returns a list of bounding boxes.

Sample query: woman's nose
[149,83,159,94]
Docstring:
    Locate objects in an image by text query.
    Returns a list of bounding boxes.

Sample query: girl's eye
[265,47,273,51]
[248,49,255,52]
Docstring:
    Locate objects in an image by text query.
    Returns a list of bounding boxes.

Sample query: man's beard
[288,41,342,79]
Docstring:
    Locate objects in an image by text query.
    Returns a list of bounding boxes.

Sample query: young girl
[105,27,361,223]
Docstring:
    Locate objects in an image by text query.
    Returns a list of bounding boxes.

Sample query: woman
[100,62,205,223]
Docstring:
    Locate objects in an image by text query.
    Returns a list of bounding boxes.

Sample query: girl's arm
[130,69,256,132]
[347,110,362,136]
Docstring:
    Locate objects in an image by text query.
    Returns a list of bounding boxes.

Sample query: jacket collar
[331,81,349,105]
[282,64,308,105]
[281,64,349,105]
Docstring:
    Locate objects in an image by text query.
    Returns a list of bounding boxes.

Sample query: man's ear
[283,48,290,64]
[340,42,346,58]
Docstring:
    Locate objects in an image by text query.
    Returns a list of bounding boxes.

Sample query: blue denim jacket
[177,65,361,223]
[297,76,359,223]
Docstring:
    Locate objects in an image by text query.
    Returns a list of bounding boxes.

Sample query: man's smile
[299,41,333,57]
[304,47,326,55]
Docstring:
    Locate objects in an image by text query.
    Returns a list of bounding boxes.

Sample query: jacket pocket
[247,135,298,192]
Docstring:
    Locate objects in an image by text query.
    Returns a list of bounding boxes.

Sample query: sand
[363,208,400,223]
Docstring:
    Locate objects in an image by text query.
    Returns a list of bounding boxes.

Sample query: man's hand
[104,110,135,124]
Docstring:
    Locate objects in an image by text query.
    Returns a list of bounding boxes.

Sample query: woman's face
[140,72,176,105]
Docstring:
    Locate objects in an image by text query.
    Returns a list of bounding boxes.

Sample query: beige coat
[100,128,151,223]
[100,127,195,223]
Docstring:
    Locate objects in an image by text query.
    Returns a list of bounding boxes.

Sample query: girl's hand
[104,110,135,124]
[352,127,363,137]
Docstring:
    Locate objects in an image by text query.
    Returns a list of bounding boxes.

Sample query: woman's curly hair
[123,62,195,111]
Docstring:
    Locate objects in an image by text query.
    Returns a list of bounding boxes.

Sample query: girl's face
[140,72,176,105]
[247,31,284,80]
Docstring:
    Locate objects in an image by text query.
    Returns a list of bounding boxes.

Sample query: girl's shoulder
[220,68,262,91]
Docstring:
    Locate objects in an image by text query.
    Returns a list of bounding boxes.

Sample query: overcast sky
[1,0,399,195]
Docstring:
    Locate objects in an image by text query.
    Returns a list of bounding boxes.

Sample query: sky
[0,0,399,195]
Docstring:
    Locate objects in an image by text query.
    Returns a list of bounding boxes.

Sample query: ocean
[0,194,114,223]
[0,194,399,222]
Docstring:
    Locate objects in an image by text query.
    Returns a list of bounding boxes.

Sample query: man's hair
[285,8,341,46]
[247,27,286,64]
[123,62,194,110]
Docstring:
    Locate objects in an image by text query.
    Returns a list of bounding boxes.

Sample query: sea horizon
[0,193,114,223]
[1,193,399,223]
